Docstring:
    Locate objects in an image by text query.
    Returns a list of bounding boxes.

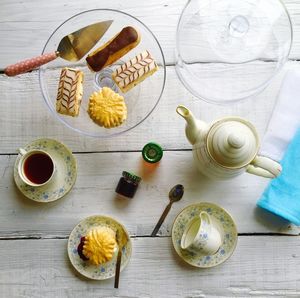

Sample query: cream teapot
[176,105,282,180]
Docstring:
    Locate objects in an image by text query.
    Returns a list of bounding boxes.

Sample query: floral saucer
[68,215,132,280]
[14,138,77,203]
[172,202,238,268]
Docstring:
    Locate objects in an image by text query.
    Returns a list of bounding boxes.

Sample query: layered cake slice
[112,50,158,93]
[56,67,84,117]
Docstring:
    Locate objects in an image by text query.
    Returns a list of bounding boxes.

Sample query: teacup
[17,148,56,187]
[180,211,222,255]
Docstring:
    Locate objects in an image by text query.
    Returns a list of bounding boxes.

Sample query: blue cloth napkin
[257,128,300,225]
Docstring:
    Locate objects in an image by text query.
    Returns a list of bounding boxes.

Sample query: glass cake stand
[175,0,292,104]
[39,9,166,137]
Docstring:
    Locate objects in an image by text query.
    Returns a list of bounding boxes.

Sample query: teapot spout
[176,105,208,145]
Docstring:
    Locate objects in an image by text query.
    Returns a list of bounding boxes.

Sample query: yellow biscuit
[88,87,127,128]
[83,226,116,265]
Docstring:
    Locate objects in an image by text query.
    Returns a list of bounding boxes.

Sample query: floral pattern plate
[68,215,132,280]
[14,138,77,203]
[172,202,238,268]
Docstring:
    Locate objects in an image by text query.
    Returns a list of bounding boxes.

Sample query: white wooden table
[1,0,300,297]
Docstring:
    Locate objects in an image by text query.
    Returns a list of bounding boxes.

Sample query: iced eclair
[112,50,158,93]
[56,67,84,117]
[86,26,141,72]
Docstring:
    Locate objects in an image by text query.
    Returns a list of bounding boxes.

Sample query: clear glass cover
[176,0,292,104]
[39,9,166,137]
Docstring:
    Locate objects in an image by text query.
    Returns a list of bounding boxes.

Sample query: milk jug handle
[246,155,282,178]
[199,211,212,228]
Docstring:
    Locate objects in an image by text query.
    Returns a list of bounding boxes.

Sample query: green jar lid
[122,171,142,184]
[142,142,163,163]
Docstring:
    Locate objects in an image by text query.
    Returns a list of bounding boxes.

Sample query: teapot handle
[246,155,282,178]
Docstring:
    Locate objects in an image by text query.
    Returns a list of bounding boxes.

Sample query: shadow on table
[113,193,131,210]
[169,239,231,274]
[65,249,114,286]
[12,182,71,208]
[254,206,298,234]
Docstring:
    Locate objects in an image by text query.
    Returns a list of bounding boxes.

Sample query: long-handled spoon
[151,184,184,237]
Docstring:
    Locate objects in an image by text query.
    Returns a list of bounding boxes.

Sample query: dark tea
[24,153,54,184]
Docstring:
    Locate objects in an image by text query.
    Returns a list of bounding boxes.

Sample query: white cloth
[260,69,300,162]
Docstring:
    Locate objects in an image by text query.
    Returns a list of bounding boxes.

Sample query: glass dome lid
[175,0,293,104]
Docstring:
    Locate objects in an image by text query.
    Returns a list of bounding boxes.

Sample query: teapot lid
[207,117,259,168]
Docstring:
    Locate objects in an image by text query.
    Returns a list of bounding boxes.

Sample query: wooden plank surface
[1,62,300,153]
[0,0,299,153]
[1,152,298,237]
[0,0,300,66]
[1,0,300,297]
[1,236,300,298]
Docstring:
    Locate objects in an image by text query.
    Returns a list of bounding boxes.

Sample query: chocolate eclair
[86,26,141,72]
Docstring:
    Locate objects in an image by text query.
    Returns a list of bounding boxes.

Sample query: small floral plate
[14,138,77,203]
[172,202,238,268]
[68,215,132,280]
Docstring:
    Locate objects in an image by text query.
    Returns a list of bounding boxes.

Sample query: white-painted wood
[1,62,300,153]
[1,236,300,298]
[0,152,298,237]
[1,0,300,296]
[0,0,300,66]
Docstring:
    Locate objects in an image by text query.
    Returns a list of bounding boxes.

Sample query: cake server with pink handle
[1,20,113,76]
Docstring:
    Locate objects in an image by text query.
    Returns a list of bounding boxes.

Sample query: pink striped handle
[4,52,58,76]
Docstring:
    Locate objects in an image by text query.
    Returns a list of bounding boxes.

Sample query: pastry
[77,226,117,265]
[86,26,140,72]
[112,50,158,93]
[56,67,84,117]
[88,87,127,128]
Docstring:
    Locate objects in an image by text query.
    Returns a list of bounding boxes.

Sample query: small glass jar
[115,171,141,199]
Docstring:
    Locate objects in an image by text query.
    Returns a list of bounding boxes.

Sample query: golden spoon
[151,185,184,237]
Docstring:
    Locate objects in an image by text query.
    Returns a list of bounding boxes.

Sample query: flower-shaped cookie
[88,87,127,128]
[82,226,117,265]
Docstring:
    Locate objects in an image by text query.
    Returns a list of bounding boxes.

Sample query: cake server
[1,20,113,76]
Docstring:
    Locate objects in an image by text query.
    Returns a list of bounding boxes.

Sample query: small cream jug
[176,105,282,180]
[181,211,222,255]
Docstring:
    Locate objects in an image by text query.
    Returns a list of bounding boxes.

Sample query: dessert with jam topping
[77,226,117,265]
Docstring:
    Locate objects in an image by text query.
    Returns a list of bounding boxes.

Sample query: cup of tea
[180,211,222,255]
[17,148,56,187]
